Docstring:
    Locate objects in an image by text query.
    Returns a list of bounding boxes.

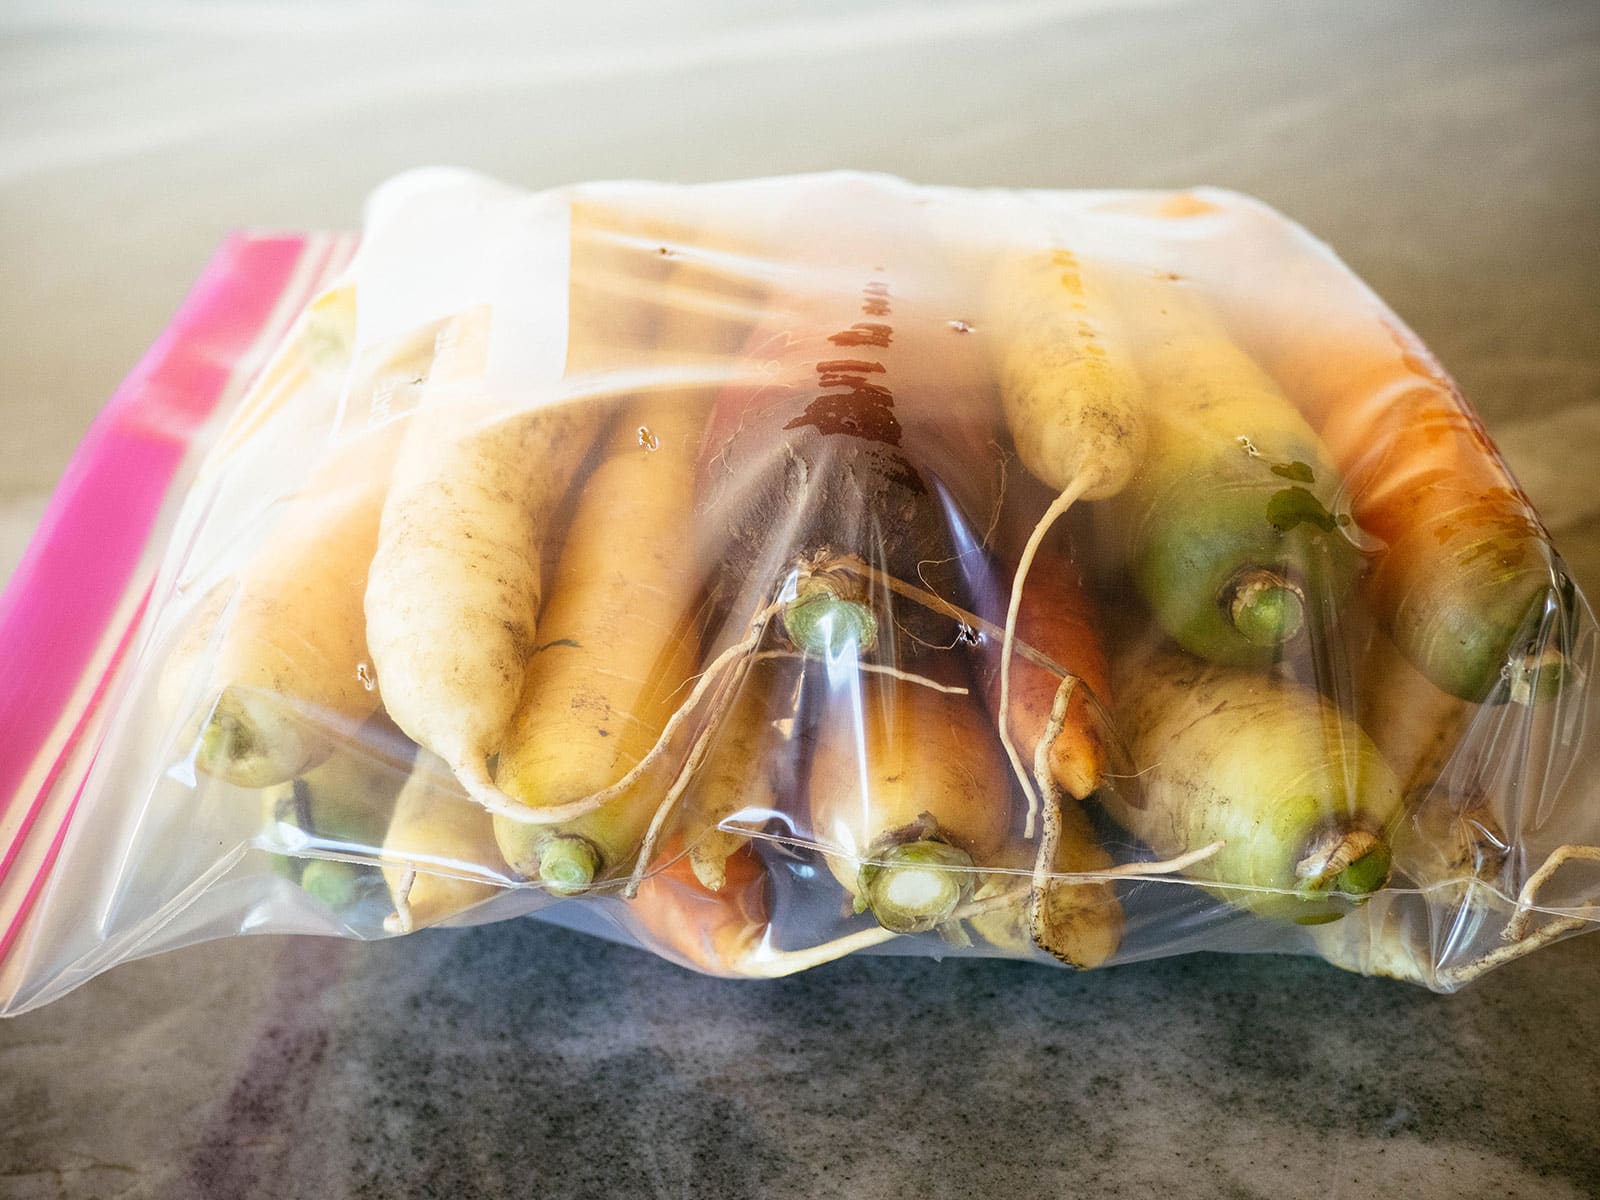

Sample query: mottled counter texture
[2,925,1598,1198]
[2,0,1597,1196]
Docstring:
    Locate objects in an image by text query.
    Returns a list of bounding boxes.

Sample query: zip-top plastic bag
[3,170,1595,1015]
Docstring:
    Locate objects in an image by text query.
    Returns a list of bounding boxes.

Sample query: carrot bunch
[152,176,1586,987]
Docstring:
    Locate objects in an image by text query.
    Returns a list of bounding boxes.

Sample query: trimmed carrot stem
[1295,829,1391,898]
[538,836,604,895]
[781,574,879,658]
[1226,567,1306,648]
[857,840,976,933]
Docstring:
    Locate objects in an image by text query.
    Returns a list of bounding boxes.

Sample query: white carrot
[363,304,602,799]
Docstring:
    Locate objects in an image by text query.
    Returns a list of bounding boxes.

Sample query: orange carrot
[628,836,931,979]
[976,511,1109,802]
[625,838,771,978]
[1312,326,1568,704]
[807,664,1013,934]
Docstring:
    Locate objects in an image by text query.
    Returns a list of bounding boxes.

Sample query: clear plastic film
[2,170,1595,1013]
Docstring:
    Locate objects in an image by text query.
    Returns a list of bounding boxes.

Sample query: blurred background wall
[2,0,1597,581]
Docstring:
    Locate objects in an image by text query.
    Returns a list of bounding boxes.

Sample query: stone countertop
[5,921,1599,1198]
[1,1,1597,1196]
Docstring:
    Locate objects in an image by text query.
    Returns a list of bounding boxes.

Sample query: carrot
[696,280,984,659]
[367,197,722,803]
[1101,270,1361,666]
[364,299,604,799]
[199,282,357,481]
[1105,643,1404,922]
[958,489,1118,961]
[487,205,790,893]
[807,666,1012,933]
[628,837,928,980]
[364,305,543,791]
[1310,791,1509,985]
[972,474,1110,802]
[675,655,800,893]
[259,783,372,909]
[694,175,1009,649]
[624,837,773,977]
[157,313,445,785]
[257,713,414,909]
[491,390,709,892]
[628,833,988,980]
[1148,192,1571,703]
[987,245,1147,507]
[1358,626,1481,803]
[968,797,1124,968]
[155,582,233,727]
[168,303,448,769]
[980,242,1146,833]
[809,192,1010,560]
[1396,790,1510,903]
[1321,328,1569,704]
[382,749,508,933]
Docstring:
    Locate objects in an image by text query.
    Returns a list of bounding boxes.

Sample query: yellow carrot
[363,306,603,799]
[1107,643,1404,923]
[987,245,1148,505]
[1100,268,1360,666]
[982,242,1148,832]
[382,749,508,933]
[492,391,709,891]
[257,714,413,909]
[488,204,770,891]
[1311,792,1509,985]
[365,201,673,800]
[676,655,798,892]
[170,440,396,785]
[160,315,447,786]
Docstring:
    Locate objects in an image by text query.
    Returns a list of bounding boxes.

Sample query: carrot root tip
[858,840,975,933]
[539,835,602,895]
[690,829,747,893]
[689,852,728,893]
[1225,569,1305,647]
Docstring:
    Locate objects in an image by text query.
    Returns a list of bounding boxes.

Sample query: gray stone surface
[2,922,1599,1198]
[1,0,1597,1196]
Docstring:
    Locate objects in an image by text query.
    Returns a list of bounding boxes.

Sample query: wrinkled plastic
[3,170,1596,1014]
